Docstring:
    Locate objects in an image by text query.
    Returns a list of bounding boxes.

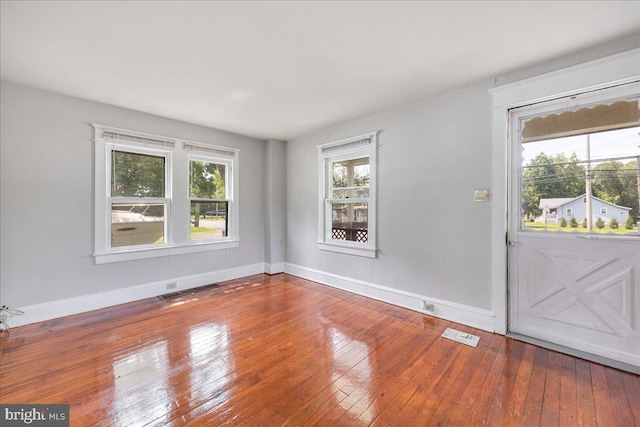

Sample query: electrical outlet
[422,301,434,312]
[166,282,177,290]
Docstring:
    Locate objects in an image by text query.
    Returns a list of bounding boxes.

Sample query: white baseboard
[8,263,265,328]
[284,263,496,333]
[264,262,285,275]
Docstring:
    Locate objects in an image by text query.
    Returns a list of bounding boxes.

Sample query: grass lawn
[524,222,639,235]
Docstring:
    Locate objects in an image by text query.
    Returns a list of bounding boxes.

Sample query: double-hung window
[94,125,239,264]
[187,145,235,241]
[111,147,170,248]
[318,132,377,258]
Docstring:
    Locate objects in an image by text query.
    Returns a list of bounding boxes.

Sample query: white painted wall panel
[0,82,265,307]
[286,82,494,310]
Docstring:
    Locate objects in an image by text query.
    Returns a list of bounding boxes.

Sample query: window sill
[94,240,240,264]
[317,241,377,258]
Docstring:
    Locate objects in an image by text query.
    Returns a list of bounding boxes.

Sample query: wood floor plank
[559,353,578,426]
[540,350,562,426]
[620,370,640,425]
[1,273,637,427]
[591,362,616,426]
[603,366,636,427]
[502,343,536,425]
[575,358,597,427]
[519,346,549,426]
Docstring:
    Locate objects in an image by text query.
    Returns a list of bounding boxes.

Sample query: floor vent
[158,283,221,301]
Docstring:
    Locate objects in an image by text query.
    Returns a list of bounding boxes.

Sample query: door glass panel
[520,125,639,235]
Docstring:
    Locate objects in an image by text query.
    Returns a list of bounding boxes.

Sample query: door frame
[490,49,640,341]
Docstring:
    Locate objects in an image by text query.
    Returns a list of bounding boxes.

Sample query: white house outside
[538,194,632,225]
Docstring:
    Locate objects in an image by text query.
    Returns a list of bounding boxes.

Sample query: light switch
[474,189,490,202]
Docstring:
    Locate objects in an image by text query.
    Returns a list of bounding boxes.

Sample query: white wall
[286,82,494,315]
[0,82,266,311]
[264,139,286,273]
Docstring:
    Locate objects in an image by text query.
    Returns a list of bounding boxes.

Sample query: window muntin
[318,132,377,257]
[189,159,230,241]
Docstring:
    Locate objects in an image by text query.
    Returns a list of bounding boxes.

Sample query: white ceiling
[1,1,639,141]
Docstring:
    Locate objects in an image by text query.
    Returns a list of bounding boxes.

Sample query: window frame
[187,153,234,242]
[317,132,377,258]
[109,145,171,250]
[93,124,240,264]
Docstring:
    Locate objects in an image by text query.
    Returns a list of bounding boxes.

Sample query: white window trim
[93,124,240,264]
[187,151,237,243]
[317,131,378,258]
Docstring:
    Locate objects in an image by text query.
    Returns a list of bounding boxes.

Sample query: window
[189,157,230,241]
[566,208,573,216]
[621,211,627,215]
[93,125,239,264]
[111,149,168,248]
[318,132,377,257]
[600,207,608,215]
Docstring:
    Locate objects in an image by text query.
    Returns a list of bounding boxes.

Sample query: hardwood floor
[1,273,638,426]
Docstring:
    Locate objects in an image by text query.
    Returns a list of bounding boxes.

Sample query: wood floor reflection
[1,274,638,426]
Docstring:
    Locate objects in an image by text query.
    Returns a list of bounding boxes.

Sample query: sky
[521,126,640,166]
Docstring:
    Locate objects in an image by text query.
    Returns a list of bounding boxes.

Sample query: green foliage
[559,217,567,227]
[112,151,165,197]
[190,161,226,199]
[581,218,587,228]
[569,217,578,228]
[521,153,585,219]
[609,218,618,229]
[592,159,639,218]
[595,217,605,229]
[625,216,636,230]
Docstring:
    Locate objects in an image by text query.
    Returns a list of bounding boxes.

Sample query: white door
[509,83,640,371]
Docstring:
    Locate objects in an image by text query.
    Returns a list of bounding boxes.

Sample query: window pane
[190,201,228,240]
[331,202,368,243]
[331,157,369,198]
[112,151,165,197]
[190,161,226,199]
[112,203,164,247]
[521,125,639,235]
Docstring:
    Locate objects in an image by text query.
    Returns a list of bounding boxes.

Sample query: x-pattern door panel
[511,237,639,366]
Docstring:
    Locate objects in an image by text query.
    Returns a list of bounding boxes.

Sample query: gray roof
[539,194,632,210]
